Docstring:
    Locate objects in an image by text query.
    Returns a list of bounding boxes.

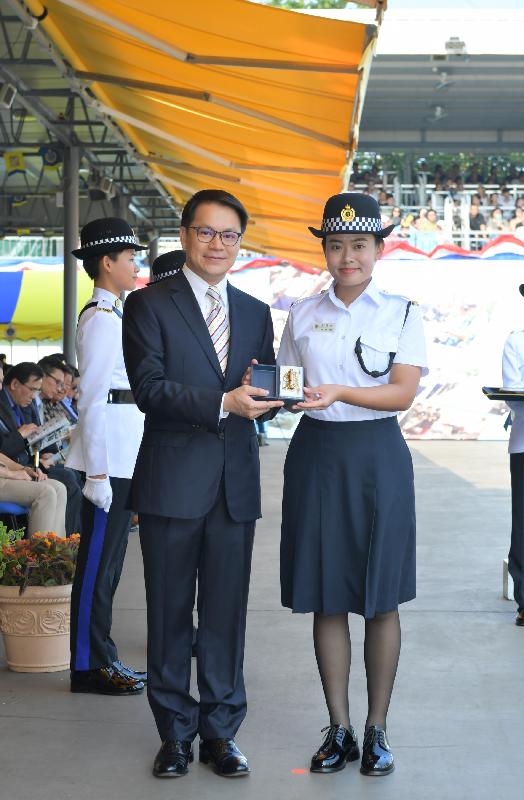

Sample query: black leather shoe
[199,739,250,777]
[516,611,524,626]
[153,740,193,778]
[70,666,145,696]
[360,725,394,776]
[310,724,360,774]
[112,659,147,682]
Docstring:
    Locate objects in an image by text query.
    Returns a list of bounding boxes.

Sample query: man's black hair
[180,189,248,234]
[4,361,44,386]
[38,356,66,376]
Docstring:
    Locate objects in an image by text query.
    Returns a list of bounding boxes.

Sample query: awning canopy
[26,0,384,267]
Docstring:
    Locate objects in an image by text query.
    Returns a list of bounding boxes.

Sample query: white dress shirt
[66,287,144,478]
[277,279,428,422]
[182,265,229,418]
[502,330,524,454]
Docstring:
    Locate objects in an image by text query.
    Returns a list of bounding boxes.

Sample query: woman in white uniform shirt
[278,193,428,777]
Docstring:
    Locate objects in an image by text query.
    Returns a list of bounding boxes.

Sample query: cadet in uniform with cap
[66,218,148,695]
[277,193,428,776]
[502,283,524,628]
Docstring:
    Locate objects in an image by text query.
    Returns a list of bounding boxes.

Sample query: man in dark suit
[123,189,282,779]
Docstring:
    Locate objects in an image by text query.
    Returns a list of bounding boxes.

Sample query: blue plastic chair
[0,501,29,531]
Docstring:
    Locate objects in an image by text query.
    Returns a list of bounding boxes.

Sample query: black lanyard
[354,301,412,379]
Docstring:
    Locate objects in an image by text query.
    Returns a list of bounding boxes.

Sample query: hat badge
[340,203,356,223]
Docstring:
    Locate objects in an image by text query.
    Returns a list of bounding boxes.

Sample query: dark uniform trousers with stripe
[510,453,524,612]
[70,477,132,671]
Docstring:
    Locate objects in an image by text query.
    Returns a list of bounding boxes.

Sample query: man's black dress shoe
[153,740,193,778]
[112,659,147,682]
[515,610,524,626]
[360,725,394,776]
[199,739,250,777]
[70,666,145,696]
[310,724,360,774]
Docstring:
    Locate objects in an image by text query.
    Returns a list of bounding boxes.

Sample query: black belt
[107,389,135,404]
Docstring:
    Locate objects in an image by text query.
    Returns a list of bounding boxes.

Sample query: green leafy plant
[0,524,80,593]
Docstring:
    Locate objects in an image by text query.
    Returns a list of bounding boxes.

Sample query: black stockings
[313,610,401,731]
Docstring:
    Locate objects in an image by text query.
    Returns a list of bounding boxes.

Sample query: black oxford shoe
[112,659,147,682]
[70,666,145,696]
[153,740,193,778]
[199,739,250,777]
[515,611,524,626]
[360,725,395,776]
[310,724,360,774]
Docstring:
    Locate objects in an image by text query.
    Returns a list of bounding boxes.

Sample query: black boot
[310,724,360,774]
[360,725,394,776]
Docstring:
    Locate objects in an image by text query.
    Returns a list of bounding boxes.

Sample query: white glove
[83,477,112,513]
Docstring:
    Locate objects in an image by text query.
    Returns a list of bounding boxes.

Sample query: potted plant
[0,523,80,672]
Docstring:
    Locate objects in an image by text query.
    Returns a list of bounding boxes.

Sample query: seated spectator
[486,208,507,236]
[510,207,524,232]
[469,205,487,250]
[389,206,402,227]
[486,167,499,185]
[466,162,484,183]
[0,450,66,537]
[0,364,66,536]
[498,187,515,221]
[0,362,43,460]
[420,208,443,232]
[349,161,362,183]
[365,180,380,200]
[378,189,388,206]
[488,192,499,208]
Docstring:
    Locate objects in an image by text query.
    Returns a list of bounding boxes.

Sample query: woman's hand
[295,384,342,411]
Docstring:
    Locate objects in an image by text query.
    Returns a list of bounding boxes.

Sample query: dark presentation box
[251,364,304,402]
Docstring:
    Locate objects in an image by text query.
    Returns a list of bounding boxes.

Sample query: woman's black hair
[180,189,248,233]
[83,249,125,281]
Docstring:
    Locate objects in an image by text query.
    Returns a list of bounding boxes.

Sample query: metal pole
[149,235,159,283]
[63,146,79,365]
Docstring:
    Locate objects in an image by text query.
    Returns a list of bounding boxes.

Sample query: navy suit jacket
[0,389,28,464]
[123,270,275,522]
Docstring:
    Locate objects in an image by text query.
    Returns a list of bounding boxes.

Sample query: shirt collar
[327,278,381,310]
[182,264,228,305]
[3,387,16,410]
[92,287,119,304]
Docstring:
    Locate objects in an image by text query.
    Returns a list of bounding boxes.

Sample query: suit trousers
[139,482,255,743]
[510,452,524,611]
[70,476,132,671]
[0,477,66,537]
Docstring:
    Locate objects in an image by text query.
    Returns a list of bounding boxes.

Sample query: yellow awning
[28,0,384,268]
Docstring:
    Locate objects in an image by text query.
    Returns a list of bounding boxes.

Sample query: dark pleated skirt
[280,414,416,618]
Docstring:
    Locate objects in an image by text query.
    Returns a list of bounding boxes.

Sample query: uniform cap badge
[340,203,356,223]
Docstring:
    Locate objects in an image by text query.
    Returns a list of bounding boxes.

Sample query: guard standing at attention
[502,285,524,627]
[277,193,428,777]
[66,218,147,695]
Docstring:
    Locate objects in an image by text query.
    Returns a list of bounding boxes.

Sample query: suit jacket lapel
[224,283,243,386]
[169,272,223,381]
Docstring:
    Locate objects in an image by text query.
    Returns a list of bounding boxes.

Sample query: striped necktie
[206,285,229,374]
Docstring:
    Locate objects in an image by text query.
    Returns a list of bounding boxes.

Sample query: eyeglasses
[45,374,65,390]
[22,384,41,395]
[188,226,241,247]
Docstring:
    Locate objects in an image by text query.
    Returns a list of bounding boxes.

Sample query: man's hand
[24,467,47,481]
[223,385,283,419]
[241,359,258,386]
[18,423,38,439]
[39,453,54,469]
[83,476,112,513]
[9,468,31,481]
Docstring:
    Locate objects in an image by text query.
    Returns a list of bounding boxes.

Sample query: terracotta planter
[0,584,72,672]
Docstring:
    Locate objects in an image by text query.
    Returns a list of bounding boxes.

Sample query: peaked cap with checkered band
[72,217,147,259]
[308,192,395,239]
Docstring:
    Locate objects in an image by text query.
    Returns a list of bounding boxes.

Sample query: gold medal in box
[251,364,304,402]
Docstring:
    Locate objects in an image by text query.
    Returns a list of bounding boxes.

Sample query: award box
[251,364,304,402]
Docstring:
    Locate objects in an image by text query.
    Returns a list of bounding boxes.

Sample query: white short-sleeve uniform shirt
[277,279,428,423]
[502,330,524,454]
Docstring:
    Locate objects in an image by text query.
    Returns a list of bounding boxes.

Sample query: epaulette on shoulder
[291,291,325,308]
[95,305,113,314]
[382,289,418,305]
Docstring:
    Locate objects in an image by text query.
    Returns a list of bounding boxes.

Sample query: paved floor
[0,441,521,800]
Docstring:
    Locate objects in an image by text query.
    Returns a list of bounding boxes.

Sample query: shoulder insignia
[291,292,325,308]
[95,306,113,314]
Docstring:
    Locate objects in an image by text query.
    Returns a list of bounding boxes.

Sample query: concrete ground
[0,441,521,800]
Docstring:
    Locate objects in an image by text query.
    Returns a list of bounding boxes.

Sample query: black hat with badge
[308,192,395,239]
[150,250,186,283]
[72,217,147,259]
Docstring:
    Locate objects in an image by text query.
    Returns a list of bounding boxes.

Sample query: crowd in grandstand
[348,159,524,251]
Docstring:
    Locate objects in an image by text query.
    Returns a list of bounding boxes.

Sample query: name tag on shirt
[313,322,336,333]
